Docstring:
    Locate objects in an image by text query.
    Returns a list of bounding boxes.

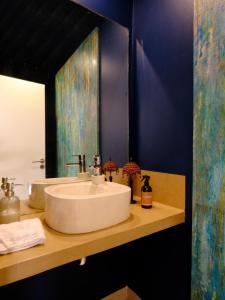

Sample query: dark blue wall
[73,0,132,28]
[129,1,193,298]
[132,0,193,175]
[99,20,129,166]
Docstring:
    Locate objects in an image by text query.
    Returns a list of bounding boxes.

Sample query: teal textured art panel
[192,0,225,299]
[56,28,99,177]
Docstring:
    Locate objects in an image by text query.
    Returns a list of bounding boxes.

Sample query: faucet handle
[81,155,86,172]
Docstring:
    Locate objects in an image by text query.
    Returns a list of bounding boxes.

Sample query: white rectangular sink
[45,181,131,234]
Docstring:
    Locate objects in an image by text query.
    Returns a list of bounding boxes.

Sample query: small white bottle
[0,182,20,224]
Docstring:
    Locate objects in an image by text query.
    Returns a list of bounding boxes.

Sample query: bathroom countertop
[0,202,184,286]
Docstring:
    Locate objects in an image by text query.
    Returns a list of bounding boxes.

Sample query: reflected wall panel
[56,28,99,176]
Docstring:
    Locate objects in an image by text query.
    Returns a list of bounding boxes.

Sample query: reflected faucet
[65,155,86,173]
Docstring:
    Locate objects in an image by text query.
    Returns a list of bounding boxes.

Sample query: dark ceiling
[0,0,102,83]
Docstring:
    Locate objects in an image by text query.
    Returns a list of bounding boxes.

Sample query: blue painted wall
[132,0,193,176]
[99,20,129,166]
[129,0,193,299]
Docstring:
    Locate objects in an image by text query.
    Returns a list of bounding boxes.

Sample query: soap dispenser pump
[0,182,20,224]
[93,155,102,176]
[141,175,152,209]
[0,177,8,200]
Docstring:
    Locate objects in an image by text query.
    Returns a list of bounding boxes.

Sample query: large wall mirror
[0,0,129,198]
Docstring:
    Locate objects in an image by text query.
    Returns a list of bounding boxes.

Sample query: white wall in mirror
[0,75,45,199]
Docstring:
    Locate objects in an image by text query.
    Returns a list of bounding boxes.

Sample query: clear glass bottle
[0,182,20,224]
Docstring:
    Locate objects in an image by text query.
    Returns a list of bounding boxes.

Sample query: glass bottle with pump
[141,175,152,209]
[0,182,20,224]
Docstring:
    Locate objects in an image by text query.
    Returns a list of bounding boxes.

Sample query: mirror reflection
[0,0,129,200]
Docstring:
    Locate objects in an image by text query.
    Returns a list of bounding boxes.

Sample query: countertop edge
[0,206,184,286]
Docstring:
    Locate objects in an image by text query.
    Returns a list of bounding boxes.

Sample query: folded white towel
[0,218,46,255]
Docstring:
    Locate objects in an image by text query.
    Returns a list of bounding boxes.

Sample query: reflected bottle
[0,182,20,224]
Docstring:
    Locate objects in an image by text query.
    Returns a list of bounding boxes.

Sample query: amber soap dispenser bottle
[141,175,152,209]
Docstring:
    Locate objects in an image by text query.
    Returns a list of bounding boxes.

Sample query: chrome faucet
[65,155,86,173]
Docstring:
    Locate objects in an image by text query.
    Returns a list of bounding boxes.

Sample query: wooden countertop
[0,202,184,286]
